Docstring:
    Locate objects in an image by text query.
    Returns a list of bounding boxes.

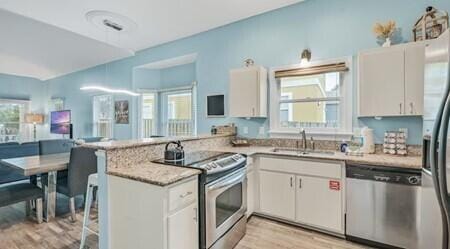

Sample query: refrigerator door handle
[438,90,450,249]
[431,62,450,249]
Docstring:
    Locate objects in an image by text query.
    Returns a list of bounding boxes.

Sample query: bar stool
[80,173,98,249]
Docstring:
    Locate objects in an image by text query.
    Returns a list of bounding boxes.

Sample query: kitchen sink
[271,147,335,155]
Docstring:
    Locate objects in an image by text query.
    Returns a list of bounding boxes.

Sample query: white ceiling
[0,0,303,80]
[0,9,133,80]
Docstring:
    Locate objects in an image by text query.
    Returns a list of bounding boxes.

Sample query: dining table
[1,152,71,222]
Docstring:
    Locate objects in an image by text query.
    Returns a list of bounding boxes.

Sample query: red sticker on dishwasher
[329,181,340,191]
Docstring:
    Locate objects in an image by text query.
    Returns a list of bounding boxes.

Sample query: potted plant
[373,20,397,47]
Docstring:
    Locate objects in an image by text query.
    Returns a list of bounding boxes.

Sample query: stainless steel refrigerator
[420,29,450,249]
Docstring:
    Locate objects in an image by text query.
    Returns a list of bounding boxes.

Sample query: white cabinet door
[405,44,425,115]
[259,170,295,220]
[168,202,198,249]
[295,176,342,232]
[247,170,255,216]
[359,48,405,116]
[229,68,259,117]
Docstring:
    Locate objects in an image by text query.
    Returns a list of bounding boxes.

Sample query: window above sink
[269,57,354,140]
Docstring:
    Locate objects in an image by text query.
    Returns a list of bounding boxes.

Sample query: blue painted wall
[43,0,450,144]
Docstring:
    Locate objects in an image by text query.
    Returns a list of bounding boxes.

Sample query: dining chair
[0,183,44,223]
[42,146,97,221]
[36,139,75,184]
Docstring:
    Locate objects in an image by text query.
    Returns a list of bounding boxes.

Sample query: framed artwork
[115,100,129,124]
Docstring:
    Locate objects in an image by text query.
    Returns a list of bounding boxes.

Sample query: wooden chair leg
[36,198,43,224]
[69,197,77,222]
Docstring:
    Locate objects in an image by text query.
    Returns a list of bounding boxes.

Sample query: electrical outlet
[399,128,408,139]
[243,127,249,134]
[259,126,265,135]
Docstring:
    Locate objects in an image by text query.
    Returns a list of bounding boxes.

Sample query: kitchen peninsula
[83,133,421,249]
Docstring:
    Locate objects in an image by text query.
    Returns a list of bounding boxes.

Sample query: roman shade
[274,62,349,78]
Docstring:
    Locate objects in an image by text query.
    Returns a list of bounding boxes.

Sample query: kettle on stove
[164,140,185,162]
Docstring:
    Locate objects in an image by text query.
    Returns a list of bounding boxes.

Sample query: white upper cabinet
[229,66,267,118]
[358,43,426,117]
[405,44,425,115]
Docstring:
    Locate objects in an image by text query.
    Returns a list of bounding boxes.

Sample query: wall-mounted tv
[207,95,225,117]
[50,110,71,135]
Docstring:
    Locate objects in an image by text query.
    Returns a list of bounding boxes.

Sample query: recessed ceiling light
[85,10,137,33]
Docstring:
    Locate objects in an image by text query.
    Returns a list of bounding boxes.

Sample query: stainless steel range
[153,151,247,249]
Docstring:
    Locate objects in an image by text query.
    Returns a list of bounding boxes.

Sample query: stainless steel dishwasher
[346,164,421,249]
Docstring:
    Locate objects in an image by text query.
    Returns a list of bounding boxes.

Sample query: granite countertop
[213,146,422,169]
[107,162,201,186]
[107,145,422,186]
[82,133,234,150]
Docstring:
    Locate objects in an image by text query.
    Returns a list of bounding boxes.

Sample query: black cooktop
[152,151,234,168]
[153,151,246,184]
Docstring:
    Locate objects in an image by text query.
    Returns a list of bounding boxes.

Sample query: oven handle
[207,171,246,191]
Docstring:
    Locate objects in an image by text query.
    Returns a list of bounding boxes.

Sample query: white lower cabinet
[109,175,199,249]
[295,175,342,232]
[257,157,345,235]
[259,170,295,220]
[168,202,198,249]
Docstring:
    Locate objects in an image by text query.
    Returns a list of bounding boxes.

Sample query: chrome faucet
[300,129,307,152]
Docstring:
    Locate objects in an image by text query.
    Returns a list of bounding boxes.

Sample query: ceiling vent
[85,10,137,33]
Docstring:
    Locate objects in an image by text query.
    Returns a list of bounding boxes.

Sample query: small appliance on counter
[383,131,407,156]
[164,141,185,163]
[360,127,375,154]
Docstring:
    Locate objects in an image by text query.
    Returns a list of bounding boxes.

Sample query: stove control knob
[205,165,211,170]
[211,163,218,168]
[408,176,420,185]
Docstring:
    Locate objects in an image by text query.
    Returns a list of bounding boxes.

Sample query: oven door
[205,168,247,248]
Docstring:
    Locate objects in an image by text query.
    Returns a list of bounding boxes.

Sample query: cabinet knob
[410,102,414,114]
[399,103,402,114]
[299,178,302,189]
[290,177,293,187]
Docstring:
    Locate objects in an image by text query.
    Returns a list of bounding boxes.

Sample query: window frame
[162,89,196,137]
[269,57,353,140]
[138,92,159,138]
[0,98,30,143]
[92,94,114,138]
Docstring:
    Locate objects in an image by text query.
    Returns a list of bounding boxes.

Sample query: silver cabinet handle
[290,177,293,187]
[410,102,414,114]
[179,191,193,198]
[299,178,302,189]
[399,103,402,114]
[193,207,198,222]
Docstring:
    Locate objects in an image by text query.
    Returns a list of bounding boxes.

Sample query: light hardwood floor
[0,197,371,249]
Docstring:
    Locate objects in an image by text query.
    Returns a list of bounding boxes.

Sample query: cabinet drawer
[259,157,342,179]
[169,179,198,212]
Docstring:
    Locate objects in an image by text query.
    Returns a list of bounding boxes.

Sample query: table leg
[44,171,57,222]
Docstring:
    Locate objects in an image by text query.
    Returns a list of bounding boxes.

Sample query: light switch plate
[259,126,265,135]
